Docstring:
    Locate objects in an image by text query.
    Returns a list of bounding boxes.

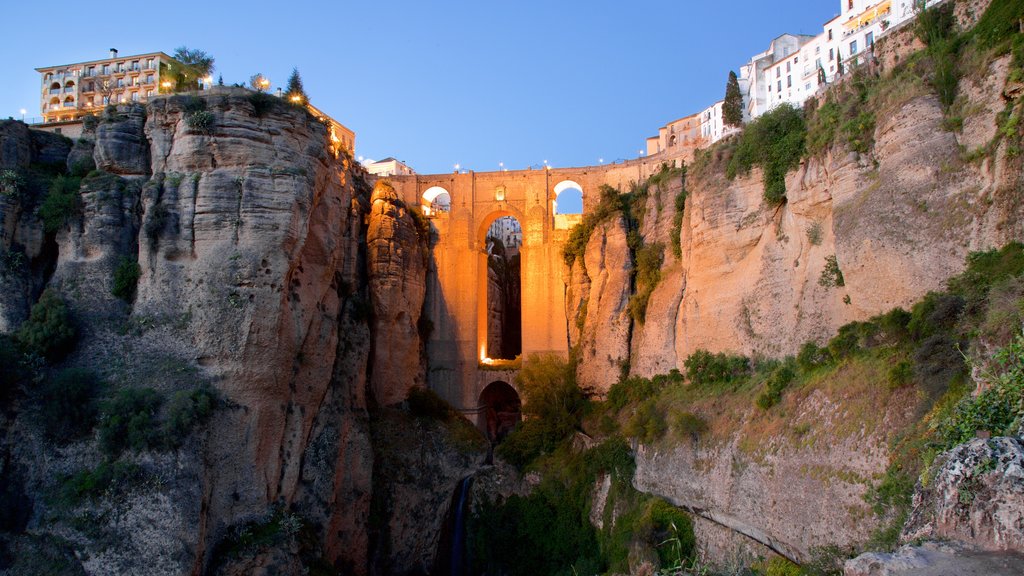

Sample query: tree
[284,68,309,104]
[217,74,224,86]
[249,73,270,92]
[723,70,744,127]
[162,47,215,92]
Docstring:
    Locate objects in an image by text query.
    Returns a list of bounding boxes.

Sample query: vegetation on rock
[726,104,806,205]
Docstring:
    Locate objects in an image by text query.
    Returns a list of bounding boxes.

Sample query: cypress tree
[723,71,744,127]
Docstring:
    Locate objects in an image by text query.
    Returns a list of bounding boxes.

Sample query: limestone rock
[0,121,32,169]
[902,437,1024,551]
[574,215,633,394]
[844,540,1024,576]
[30,129,72,167]
[66,135,96,175]
[367,179,427,406]
[94,104,150,176]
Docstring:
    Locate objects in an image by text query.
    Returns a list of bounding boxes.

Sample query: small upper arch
[422,186,451,216]
[553,180,583,215]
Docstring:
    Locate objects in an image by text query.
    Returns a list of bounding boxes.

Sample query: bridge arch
[422,186,451,216]
[477,209,525,362]
[478,380,521,442]
[553,180,583,215]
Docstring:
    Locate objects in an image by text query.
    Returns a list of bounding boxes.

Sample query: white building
[364,157,415,177]
[743,34,817,119]
[699,100,740,145]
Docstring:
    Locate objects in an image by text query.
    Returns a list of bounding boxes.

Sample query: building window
[815,46,821,54]
[828,29,833,40]
[131,60,140,71]
[102,64,110,75]
[131,92,139,102]
[851,40,858,54]
[787,76,792,88]
[147,58,154,70]
[830,48,835,61]
[146,90,153,97]
[117,78,124,88]
[776,68,780,78]
[146,74,154,84]
[777,80,782,91]
[866,31,874,47]
[786,62,791,72]
[805,83,812,91]
[848,0,853,9]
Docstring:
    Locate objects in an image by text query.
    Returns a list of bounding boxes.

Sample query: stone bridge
[389,155,682,431]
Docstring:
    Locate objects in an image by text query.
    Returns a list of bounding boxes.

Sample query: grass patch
[38,175,81,234]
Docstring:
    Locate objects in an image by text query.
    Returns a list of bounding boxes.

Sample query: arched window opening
[479,381,521,443]
[553,180,583,215]
[422,186,451,216]
[485,215,522,360]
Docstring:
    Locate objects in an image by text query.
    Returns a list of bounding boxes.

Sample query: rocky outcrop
[0,121,67,331]
[633,379,922,563]
[844,540,1024,576]
[367,179,427,406]
[570,215,633,394]
[0,90,435,575]
[902,437,1024,551]
[94,104,149,176]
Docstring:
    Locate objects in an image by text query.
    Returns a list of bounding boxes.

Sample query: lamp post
[19,109,26,122]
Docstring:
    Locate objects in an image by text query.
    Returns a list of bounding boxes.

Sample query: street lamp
[19,109,26,122]
[499,161,503,172]
[598,158,604,164]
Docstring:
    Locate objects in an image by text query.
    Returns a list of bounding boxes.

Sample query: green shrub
[162,384,217,444]
[498,354,585,468]
[973,0,1024,49]
[38,175,81,234]
[672,411,708,440]
[806,100,842,156]
[607,375,661,411]
[670,185,687,259]
[98,388,163,456]
[938,334,1024,446]
[248,91,282,118]
[111,257,141,301]
[887,360,914,389]
[0,169,25,199]
[36,368,100,442]
[186,110,215,134]
[753,556,803,576]
[756,363,796,410]
[818,255,845,288]
[56,460,142,508]
[623,398,667,443]
[908,292,964,340]
[145,202,170,241]
[946,243,1024,317]
[14,289,76,360]
[726,104,806,205]
[629,242,663,324]
[683,349,750,387]
[797,341,830,371]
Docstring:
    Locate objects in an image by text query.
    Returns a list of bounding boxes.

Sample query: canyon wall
[0,88,467,575]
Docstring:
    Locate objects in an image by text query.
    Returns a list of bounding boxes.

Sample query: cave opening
[485,215,522,360]
[479,381,522,443]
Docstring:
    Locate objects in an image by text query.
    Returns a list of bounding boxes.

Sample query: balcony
[64,87,76,94]
[62,102,76,108]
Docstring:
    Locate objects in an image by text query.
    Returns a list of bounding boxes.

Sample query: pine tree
[285,68,309,104]
[723,71,744,127]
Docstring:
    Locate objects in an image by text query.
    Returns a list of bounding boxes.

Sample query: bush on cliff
[14,289,76,361]
[35,368,101,443]
[98,388,163,455]
[726,104,806,205]
[38,175,81,234]
[683,349,751,387]
[111,257,141,301]
[498,354,585,468]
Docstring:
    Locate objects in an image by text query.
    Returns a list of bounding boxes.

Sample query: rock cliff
[0,88,472,575]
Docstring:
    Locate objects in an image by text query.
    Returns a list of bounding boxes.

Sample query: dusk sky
[1,0,837,174]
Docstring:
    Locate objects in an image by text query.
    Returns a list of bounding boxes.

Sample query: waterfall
[436,475,474,576]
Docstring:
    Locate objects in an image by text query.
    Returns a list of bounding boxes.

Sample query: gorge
[2,0,1024,575]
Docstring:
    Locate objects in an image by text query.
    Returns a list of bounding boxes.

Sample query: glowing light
[290,95,302,103]
[454,163,460,171]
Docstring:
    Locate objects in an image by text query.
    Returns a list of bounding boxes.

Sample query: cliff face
[0,89,463,575]
[566,6,1024,565]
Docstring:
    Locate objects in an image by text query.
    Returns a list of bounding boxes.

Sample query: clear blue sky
[0,1,838,174]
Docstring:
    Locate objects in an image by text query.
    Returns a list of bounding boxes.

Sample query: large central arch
[476,208,526,363]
